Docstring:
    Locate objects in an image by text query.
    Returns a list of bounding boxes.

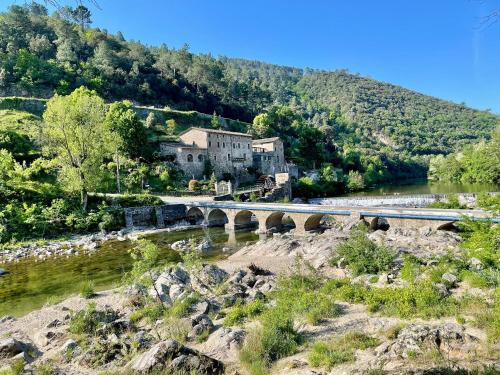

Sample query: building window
[277,156,279,162]
[214,155,217,161]
[209,141,212,147]
[238,143,241,148]
[217,142,220,148]
[198,154,203,162]
[187,154,193,162]
[248,143,250,149]
[228,153,231,160]
[233,143,235,149]
[223,142,225,148]
[243,153,246,159]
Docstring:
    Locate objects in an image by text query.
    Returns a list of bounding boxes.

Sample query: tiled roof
[252,137,281,144]
[179,127,252,138]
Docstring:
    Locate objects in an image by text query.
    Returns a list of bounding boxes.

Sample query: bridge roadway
[179,200,499,234]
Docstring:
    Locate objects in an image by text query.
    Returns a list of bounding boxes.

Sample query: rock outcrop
[130,339,224,374]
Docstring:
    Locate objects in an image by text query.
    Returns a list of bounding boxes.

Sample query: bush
[79,280,95,298]
[332,228,396,275]
[223,299,266,326]
[325,279,457,319]
[68,302,117,335]
[188,179,200,191]
[166,293,200,319]
[308,332,379,369]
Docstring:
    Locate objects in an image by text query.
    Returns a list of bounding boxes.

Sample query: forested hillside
[0,3,498,189]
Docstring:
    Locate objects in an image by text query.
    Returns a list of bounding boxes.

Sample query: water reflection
[0,227,260,317]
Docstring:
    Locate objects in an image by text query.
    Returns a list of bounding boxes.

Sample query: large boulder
[0,337,33,359]
[130,339,224,374]
[151,266,191,304]
[195,264,228,287]
[198,327,246,362]
[375,323,479,360]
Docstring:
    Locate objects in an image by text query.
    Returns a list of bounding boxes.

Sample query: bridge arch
[186,207,204,225]
[369,216,390,231]
[234,210,258,229]
[207,208,228,227]
[304,214,327,232]
[265,211,285,231]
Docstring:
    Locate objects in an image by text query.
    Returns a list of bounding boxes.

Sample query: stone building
[159,127,286,180]
[252,137,286,176]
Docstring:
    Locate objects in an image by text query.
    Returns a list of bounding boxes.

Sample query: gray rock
[195,264,228,287]
[377,323,478,360]
[197,240,211,252]
[189,314,214,339]
[171,240,189,251]
[0,338,30,359]
[61,339,78,352]
[130,339,224,374]
[0,268,6,276]
[34,330,61,347]
[189,300,210,316]
[433,283,450,298]
[442,272,458,286]
[468,257,483,270]
[227,269,247,284]
[0,316,15,324]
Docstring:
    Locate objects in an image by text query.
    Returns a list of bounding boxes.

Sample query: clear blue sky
[3,0,500,112]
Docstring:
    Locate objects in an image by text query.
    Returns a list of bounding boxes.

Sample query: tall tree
[105,100,148,160]
[42,87,112,210]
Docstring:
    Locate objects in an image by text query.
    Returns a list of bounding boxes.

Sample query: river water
[343,179,499,197]
[0,227,260,317]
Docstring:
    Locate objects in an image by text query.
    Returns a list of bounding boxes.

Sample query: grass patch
[129,301,165,324]
[324,279,458,319]
[308,332,379,369]
[224,298,266,326]
[240,307,302,375]
[79,280,95,299]
[165,293,200,319]
[68,302,117,335]
[331,227,396,276]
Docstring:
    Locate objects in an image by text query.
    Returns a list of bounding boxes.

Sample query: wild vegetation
[428,127,500,184]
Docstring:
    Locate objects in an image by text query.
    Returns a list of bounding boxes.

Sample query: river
[0,227,261,317]
[343,179,499,197]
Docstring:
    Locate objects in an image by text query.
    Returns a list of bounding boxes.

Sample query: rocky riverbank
[0,219,497,374]
[0,222,203,264]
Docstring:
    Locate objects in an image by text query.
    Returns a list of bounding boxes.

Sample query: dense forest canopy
[0,3,498,189]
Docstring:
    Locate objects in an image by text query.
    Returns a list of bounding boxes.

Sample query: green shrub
[460,269,498,288]
[327,280,457,319]
[476,193,500,213]
[223,299,266,326]
[68,302,117,335]
[308,332,379,369]
[427,194,465,209]
[332,228,396,275]
[166,293,200,319]
[400,254,421,282]
[260,308,301,362]
[188,179,200,191]
[239,328,269,375]
[129,302,165,324]
[79,280,95,298]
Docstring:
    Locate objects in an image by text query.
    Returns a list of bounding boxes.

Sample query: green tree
[211,111,220,129]
[105,100,148,160]
[165,119,177,136]
[42,87,111,210]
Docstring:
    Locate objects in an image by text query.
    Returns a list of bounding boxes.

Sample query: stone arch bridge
[178,201,498,235]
